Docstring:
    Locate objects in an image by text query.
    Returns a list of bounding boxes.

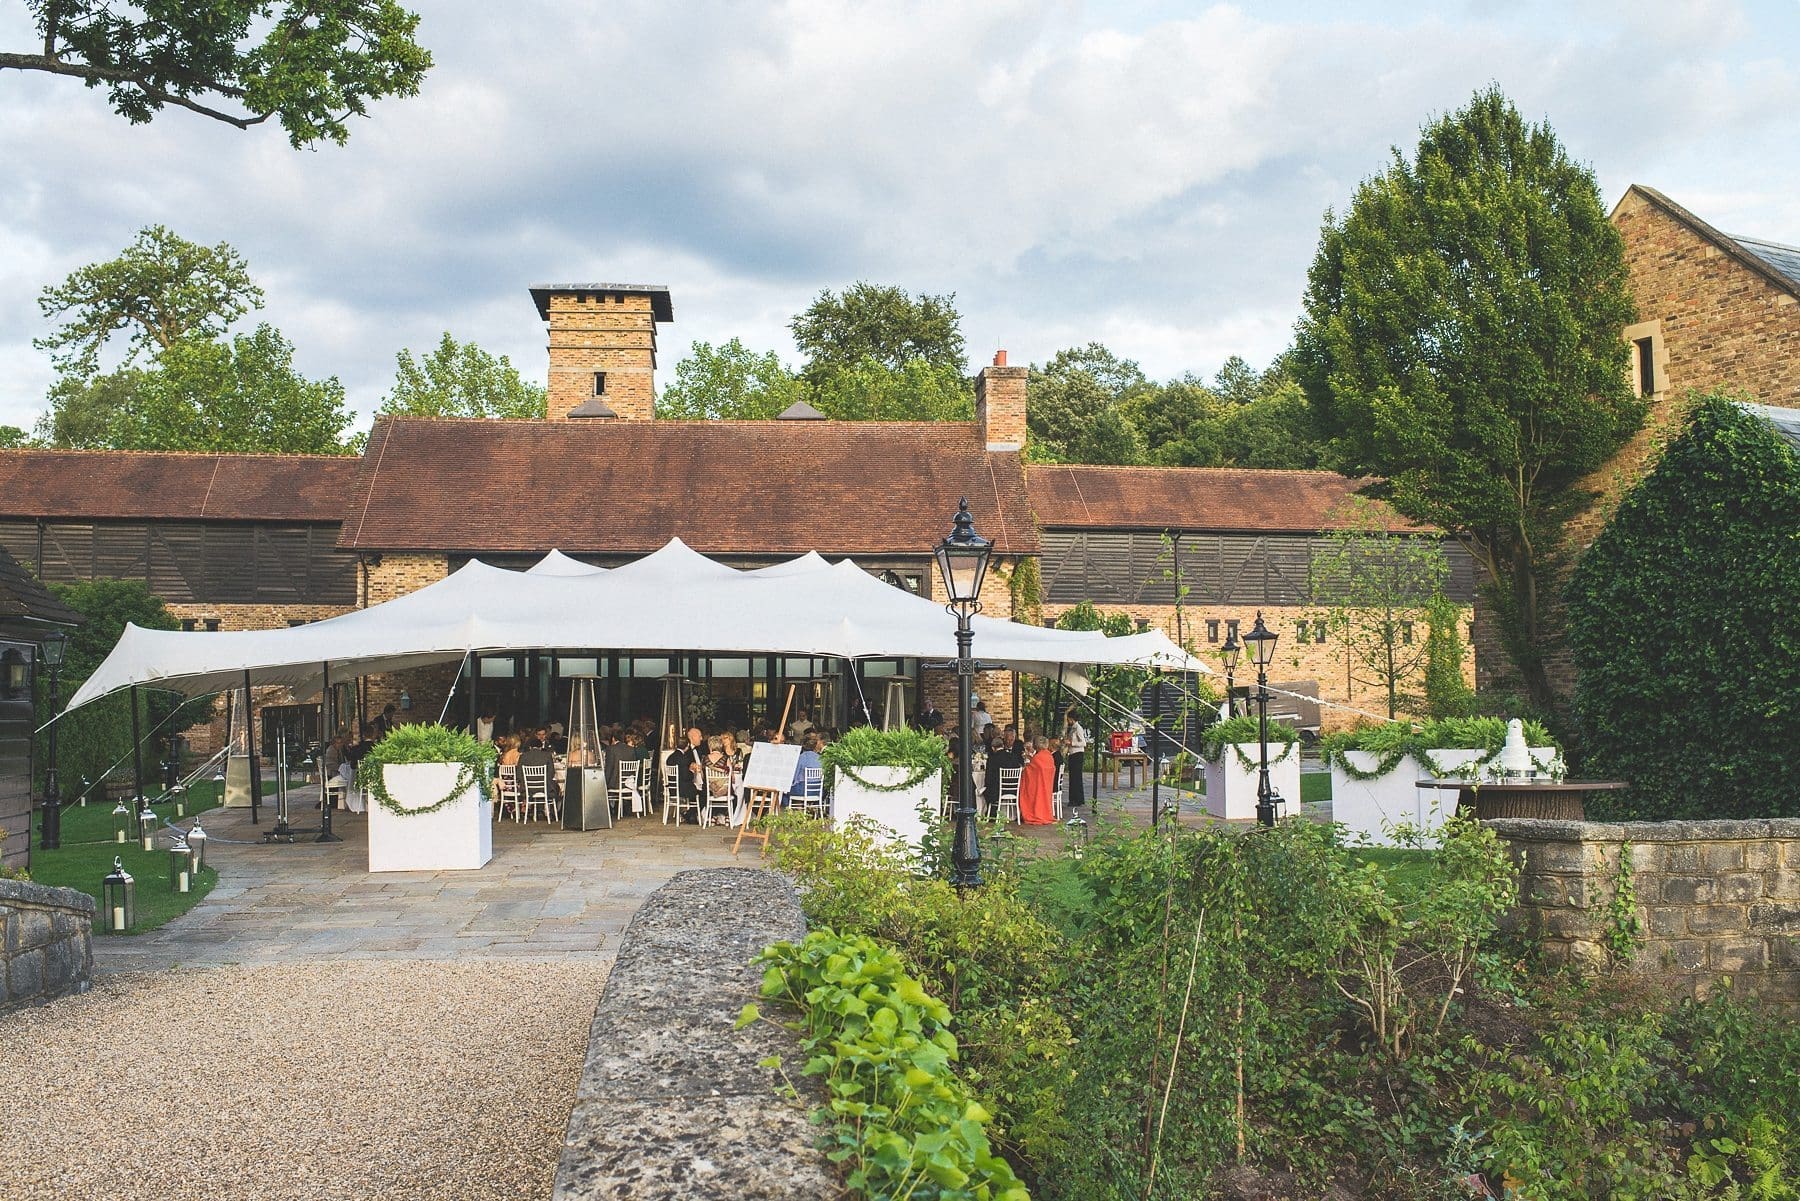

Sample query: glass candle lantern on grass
[137,801,157,851]
[186,819,208,874]
[168,837,192,893]
[111,801,131,844]
[101,857,135,933]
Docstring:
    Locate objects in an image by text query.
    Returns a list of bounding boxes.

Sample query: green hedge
[1567,392,1800,819]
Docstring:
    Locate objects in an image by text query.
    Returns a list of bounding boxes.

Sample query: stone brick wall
[546,293,657,420]
[1042,600,1475,732]
[1490,818,1800,1013]
[1,878,93,1011]
[974,355,1028,451]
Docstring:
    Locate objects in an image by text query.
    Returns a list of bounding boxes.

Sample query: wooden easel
[732,786,783,856]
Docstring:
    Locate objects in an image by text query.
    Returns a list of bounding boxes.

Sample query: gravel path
[0,959,612,1201]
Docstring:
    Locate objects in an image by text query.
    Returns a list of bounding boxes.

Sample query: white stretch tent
[64,538,1208,713]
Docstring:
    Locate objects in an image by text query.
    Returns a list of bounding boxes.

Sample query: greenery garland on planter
[1318,717,1561,781]
[356,722,497,817]
[820,725,951,793]
[1199,713,1299,772]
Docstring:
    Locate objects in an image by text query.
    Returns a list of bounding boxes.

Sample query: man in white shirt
[971,700,993,734]
[787,707,815,742]
[1062,706,1089,809]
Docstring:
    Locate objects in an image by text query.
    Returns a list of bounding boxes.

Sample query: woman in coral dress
[1019,736,1058,825]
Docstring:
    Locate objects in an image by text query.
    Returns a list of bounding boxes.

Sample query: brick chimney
[974,350,1028,451]
[530,284,673,420]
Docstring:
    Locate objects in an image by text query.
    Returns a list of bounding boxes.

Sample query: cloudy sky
[2,0,1798,435]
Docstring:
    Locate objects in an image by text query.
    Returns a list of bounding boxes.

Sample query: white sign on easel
[741,741,802,795]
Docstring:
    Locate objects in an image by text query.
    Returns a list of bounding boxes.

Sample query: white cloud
[1,0,1798,432]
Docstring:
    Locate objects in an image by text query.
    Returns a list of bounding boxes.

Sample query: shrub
[1567,391,1800,819]
[747,930,1030,1201]
[355,722,496,816]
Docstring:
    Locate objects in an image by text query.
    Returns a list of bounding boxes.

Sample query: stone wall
[1490,818,1800,1012]
[1,878,94,1011]
[553,868,835,1200]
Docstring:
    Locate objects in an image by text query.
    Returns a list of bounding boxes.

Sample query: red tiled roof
[0,449,358,522]
[1025,464,1423,533]
[340,416,1039,555]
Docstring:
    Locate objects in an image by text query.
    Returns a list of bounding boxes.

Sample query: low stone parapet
[1489,818,1800,1010]
[552,867,836,1200]
[1,877,95,1011]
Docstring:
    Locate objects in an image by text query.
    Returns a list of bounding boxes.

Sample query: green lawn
[23,776,278,933]
[1347,846,1435,891]
[1300,771,1331,804]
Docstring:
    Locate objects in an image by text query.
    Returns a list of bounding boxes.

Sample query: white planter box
[832,766,940,858]
[1329,752,1447,848]
[367,762,493,873]
[1202,744,1300,821]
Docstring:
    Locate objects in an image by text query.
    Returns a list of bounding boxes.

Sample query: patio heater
[101,857,135,933]
[880,678,911,732]
[657,673,685,797]
[1219,629,1240,719]
[1243,612,1284,828]
[935,497,992,891]
[563,676,612,831]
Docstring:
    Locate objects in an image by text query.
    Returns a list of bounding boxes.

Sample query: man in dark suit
[518,739,559,802]
[666,726,706,808]
[983,724,1024,817]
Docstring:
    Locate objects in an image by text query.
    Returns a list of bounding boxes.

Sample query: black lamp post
[1243,613,1282,827]
[1219,629,1240,719]
[935,497,992,891]
[38,629,68,851]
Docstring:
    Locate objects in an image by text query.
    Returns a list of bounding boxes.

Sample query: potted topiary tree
[1199,714,1300,821]
[820,726,948,856]
[357,723,497,872]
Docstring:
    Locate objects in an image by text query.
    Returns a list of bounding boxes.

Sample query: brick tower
[530,284,674,420]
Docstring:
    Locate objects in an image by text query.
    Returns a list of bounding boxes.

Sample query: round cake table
[1416,778,1628,821]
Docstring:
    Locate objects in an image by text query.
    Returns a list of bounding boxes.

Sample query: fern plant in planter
[357,723,499,873]
[821,727,950,857]
[1199,714,1300,821]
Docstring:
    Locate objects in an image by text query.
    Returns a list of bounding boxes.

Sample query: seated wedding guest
[667,726,706,805]
[789,732,824,806]
[517,736,558,794]
[1019,736,1058,825]
[498,734,523,768]
[548,723,568,755]
[787,707,815,742]
[704,737,735,803]
[720,729,747,772]
[475,709,496,743]
[323,735,348,799]
[985,725,1024,813]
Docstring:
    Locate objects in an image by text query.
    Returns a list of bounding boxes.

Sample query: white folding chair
[520,763,555,824]
[996,767,1023,824]
[611,759,644,818]
[494,764,521,822]
[662,766,703,825]
[796,766,828,819]
[702,764,735,828]
[1052,766,1066,821]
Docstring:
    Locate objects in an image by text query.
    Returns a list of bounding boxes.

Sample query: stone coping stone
[553,867,836,1200]
[1488,818,1800,843]
[0,877,97,914]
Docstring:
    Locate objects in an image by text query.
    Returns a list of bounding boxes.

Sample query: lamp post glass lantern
[101,857,135,933]
[936,498,992,890]
[39,629,68,850]
[1243,613,1283,827]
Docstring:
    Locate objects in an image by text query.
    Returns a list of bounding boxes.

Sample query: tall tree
[4,1,430,147]
[1293,87,1642,708]
[36,225,263,376]
[811,357,973,422]
[376,333,546,421]
[791,282,966,381]
[1025,343,1150,462]
[657,339,803,420]
[0,425,30,448]
[1306,499,1451,720]
[37,326,353,454]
